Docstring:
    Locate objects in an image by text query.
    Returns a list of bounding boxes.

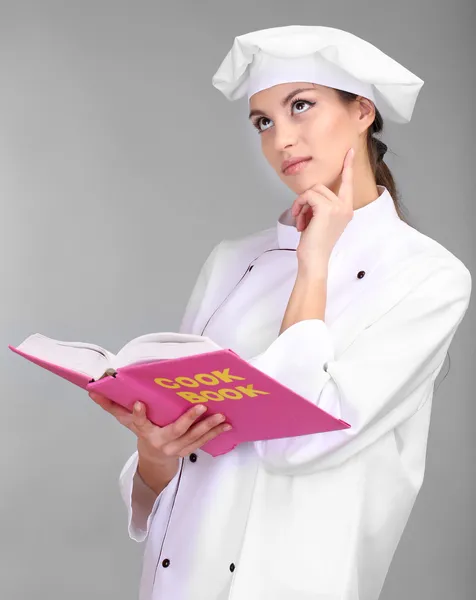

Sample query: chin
[287,171,331,195]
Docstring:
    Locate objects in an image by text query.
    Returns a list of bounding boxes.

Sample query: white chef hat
[212,25,424,124]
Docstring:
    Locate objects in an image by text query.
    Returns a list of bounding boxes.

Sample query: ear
[355,96,376,134]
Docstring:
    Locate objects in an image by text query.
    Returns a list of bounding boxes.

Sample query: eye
[252,98,316,134]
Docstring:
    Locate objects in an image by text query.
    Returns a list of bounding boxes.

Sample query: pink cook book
[9,335,350,457]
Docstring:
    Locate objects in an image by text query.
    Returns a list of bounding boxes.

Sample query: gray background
[1,1,474,598]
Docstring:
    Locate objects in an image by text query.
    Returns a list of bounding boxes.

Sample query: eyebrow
[248,86,317,120]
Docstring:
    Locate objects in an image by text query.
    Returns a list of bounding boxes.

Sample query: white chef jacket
[118,185,472,600]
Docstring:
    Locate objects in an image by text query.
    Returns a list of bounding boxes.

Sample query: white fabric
[118,186,472,599]
[246,52,377,103]
[212,25,424,123]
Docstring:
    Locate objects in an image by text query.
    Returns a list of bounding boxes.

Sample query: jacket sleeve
[248,256,472,476]
[118,242,222,541]
[179,241,223,334]
[118,451,183,542]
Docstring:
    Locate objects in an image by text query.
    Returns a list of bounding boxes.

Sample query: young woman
[89,25,472,600]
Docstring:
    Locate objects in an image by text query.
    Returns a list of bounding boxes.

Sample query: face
[248,82,375,196]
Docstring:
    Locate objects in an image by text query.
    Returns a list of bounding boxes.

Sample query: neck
[330,152,380,210]
[353,179,381,210]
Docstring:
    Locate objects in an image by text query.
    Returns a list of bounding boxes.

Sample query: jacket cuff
[248,319,334,399]
[118,451,166,542]
[247,319,336,471]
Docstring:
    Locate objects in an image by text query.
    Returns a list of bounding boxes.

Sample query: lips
[282,156,312,173]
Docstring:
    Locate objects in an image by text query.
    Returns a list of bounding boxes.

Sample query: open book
[9,331,350,457]
[10,331,224,382]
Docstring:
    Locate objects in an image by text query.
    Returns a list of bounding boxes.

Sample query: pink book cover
[8,344,350,457]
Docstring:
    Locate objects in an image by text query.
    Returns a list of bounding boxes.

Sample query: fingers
[291,192,322,218]
[130,401,156,436]
[308,183,336,203]
[89,390,231,459]
[291,148,354,220]
[296,203,310,231]
[177,422,230,457]
[164,404,209,442]
[163,407,231,457]
[89,391,155,434]
[292,183,335,214]
[337,147,354,206]
[89,391,131,420]
[292,186,334,232]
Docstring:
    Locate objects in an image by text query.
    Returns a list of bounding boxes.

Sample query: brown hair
[334,89,415,228]
[334,90,453,377]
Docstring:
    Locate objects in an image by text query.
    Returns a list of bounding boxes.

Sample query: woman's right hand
[88,392,231,469]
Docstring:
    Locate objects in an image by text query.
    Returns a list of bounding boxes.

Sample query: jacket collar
[276,185,401,260]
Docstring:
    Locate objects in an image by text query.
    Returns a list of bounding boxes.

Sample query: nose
[272,118,299,152]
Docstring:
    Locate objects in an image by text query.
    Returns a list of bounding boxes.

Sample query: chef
[95,25,472,600]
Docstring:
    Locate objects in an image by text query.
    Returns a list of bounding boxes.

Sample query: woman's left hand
[291,147,355,271]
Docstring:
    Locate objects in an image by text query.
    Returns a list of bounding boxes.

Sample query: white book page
[113,332,223,370]
[15,333,114,379]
